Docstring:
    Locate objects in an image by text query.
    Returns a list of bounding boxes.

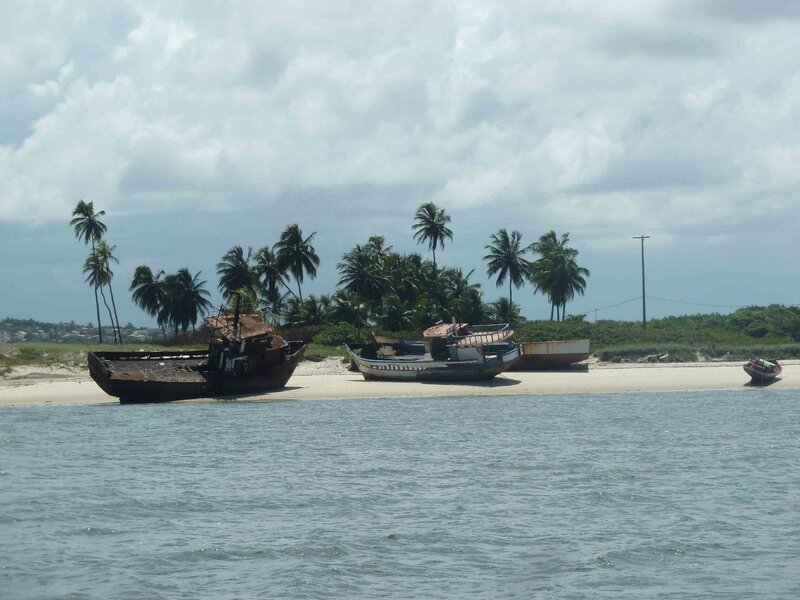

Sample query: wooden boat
[510,339,591,370]
[88,309,306,403]
[743,357,782,383]
[371,333,429,356]
[346,322,520,382]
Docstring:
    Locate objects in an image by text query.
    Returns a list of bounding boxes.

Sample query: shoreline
[1,359,796,407]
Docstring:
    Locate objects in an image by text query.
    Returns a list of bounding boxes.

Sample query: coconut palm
[274,224,320,302]
[440,267,489,324]
[254,246,290,312]
[529,231,590,321]
[488,297,522,325]
[383,253,426,306]
[373,294,414,331]
[94,240,123,343]
[70,200,107,342]
[337,244,391,309]
[221,287,260,316]
[297,295,331,326]
[412,202,453,268]
[330,290,369,328]
[217,246,258,300]
[130,266,167,340]
[484,229,530,306]
[83,250,117,342]
[160,269,212,337]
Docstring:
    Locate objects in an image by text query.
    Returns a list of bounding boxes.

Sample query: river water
[1,389,799,599]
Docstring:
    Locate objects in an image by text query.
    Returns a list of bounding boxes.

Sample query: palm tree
[412,202,453,268]
[130,266,167,340]
[337,244,391,309]
[373,294,413,331]
[216,246,258,300]
[330,290,369,327]
[383,253,425,306]
[440,268,488,324]
[529,231,590,321]
[83,250,117,343]
[95,240,123,343]
[298,295,331,326]
[160,269,212,337]
[488,297,522,325]
[254,246,290,312]
[484,229,530,306]
[274,224,320,302]
[70,200,107,342]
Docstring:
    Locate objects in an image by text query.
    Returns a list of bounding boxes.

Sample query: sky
[2,0,800,327]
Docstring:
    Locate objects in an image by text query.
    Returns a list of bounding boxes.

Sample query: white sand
[1,357,796,407]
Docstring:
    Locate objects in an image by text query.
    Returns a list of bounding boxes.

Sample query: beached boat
[88,310,306,403]
[743,357,782,383]
[346,322,520,382]
[371,333,429,356]
[510,339,591,370]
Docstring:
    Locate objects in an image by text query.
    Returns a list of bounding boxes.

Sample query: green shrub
[312,322,371,346]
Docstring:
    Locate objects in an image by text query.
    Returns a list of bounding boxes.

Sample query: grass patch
[0,341,348,372]
[0,342,205,373]
[304,343,349,362]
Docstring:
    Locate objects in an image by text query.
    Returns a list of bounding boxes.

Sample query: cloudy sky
[2,0,800,326]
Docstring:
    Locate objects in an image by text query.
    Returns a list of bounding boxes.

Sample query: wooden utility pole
[633,235,650,328]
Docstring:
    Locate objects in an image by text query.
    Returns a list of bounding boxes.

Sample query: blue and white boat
[345,322,520,382]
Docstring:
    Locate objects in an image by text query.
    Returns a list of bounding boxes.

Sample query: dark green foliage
[515,306,800,362]
[515,319,592,342]
[723,305,800,340]
[313,322,372,346]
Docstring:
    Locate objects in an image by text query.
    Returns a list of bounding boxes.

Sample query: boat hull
[88,343,306,403]
[510,339,591,370]
[743,358,782,383]
[345,344,520,382]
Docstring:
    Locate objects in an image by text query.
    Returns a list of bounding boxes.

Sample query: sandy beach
[1,358,796,407]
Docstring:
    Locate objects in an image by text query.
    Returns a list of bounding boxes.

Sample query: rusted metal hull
[88,342,306,404]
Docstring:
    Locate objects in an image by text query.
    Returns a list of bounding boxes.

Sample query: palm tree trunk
[550,302,554,321]
[94,284,103,343]
[98,286,117,343]
[90,240,103,343]
[509,279,513,306]
[106,276,123,343]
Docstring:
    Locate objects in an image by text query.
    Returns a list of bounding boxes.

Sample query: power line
[595,296,642,312]
[646,295,744,309]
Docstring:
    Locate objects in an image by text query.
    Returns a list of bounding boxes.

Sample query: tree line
[71,200,590,342]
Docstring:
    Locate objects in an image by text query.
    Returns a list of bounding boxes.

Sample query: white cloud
[1,0,800,259]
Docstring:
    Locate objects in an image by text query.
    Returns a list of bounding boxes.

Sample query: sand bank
[1,358,796,408]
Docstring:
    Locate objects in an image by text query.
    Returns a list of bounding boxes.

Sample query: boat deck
[101,356,209,383]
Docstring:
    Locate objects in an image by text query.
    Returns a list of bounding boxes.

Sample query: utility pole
[633,235,650,328]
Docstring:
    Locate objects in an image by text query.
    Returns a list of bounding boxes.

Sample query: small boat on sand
[88,307,306,403]
[510,339,591,370]
[743,358,782,383]
[346,322,520,382]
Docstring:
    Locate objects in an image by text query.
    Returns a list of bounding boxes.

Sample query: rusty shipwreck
[88,309,306,404]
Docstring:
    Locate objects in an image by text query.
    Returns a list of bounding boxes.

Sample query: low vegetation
[4,305,799,373]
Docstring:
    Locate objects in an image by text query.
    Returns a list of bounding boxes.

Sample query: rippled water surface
[2,390,800,599]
